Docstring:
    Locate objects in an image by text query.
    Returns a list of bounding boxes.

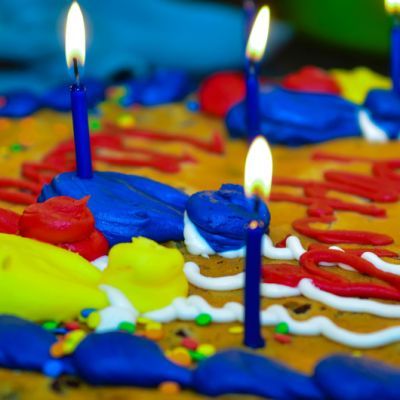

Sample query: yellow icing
[0,233,107,321]
[101,237,188,312]
[331,67,391,104]
[0,234,188,320]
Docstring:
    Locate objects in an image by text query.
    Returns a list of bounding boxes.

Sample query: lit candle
[65,2,93,179]
[386,0,400,95]
[243,135,273,349]
[245,6,270,143]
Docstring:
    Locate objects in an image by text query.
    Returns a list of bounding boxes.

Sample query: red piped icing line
[263,249,400,302]
[0,126,224,204]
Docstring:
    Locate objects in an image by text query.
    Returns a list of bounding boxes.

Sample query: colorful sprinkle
[9,143,23,153]
[158,381,181,395]
[80,308,96,318]
[186,100,199,112]
[50,342,65,358]
[42,321,59,331]
[228,325,244,334]
[195,313,212,326]
[273,333,292,344]
[197,343,216,357]
[43,360,64,378]
[275,322,290,334]
[145,329,164,341]
[117,114,135,128]
[118,321,136,334]
[86,311,101,329]
[89,119,102,131]
[188,350,207,362]
[167,347,192,367]
[65,321,81,331]
[181,337,198,350]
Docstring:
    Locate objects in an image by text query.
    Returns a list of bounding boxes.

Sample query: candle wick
[73,58,80,85]
[253,195,261,215]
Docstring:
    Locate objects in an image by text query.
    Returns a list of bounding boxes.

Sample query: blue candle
[65,2,93,179]
[243,0,257,38]
[244,218,265,349]
[243,136,273,349]
[70,80,93,179]
[245,6,270,143]
[391,19,400,95]
[245,62,260,143]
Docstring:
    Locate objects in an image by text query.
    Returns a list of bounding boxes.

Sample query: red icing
[0,208,19,234]
[1,196,108,261]
[281,66,341,95]
[198,71,245,117]
[292,216,393,246]
[20,196,95,244]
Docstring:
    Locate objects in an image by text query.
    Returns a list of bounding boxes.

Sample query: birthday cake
[1,61,400,400]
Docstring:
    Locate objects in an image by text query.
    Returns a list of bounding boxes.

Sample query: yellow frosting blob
[0,233,108,321]
[101,237,188,312]
[331,67,391,104]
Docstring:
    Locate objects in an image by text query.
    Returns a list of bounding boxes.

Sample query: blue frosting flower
[364,89,400,139]
[226,87,363,146]
[186,184,270,253]
[39,171,189,246]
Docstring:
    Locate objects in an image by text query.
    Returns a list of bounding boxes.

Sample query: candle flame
[244,135,273,200]
[246,6,270,62]
[65,2,86,68]
[386,0,400,14]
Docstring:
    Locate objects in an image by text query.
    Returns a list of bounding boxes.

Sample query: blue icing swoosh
[39,171,189,246]
[193,350,324,399]
[186,184,270,253]
[226,87,362,146]
[0,92,40,118]
[364,89,400,139]
[0,315,55,371]
[314,354,400,400]
[72,332,192,387]
[121,69,193,107]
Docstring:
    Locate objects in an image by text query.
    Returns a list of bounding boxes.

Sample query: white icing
[359,109,388,142]
[362,252,400,276]
[184,262,400,319]
[91,255,109,271]
[184,213,303,260]
[97,284,139,332]
[144,295,400,348]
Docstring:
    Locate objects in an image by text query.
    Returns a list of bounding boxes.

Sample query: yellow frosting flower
[331,67,391,104]
[101,237,188,312]
[0,234,188,321]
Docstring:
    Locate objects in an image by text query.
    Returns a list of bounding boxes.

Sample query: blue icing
[38,171,188,246]
[40,78,106,112]
[0,92,40,117]
[0,315,55,371]
[314,354,400,400]
[226,87,362,146]
[120,69,193,107]
[193,350,323,400]
[364,89,400,139]
[72,332,192,387]
[186,184,270,253]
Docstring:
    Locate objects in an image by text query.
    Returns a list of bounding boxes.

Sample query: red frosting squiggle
[0,196,109,261]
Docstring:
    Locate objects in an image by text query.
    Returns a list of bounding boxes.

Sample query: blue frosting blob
[364,89,400,139]
[226,87,362,146]
[121,69,193,107]
[0,315,55,371]
[72,332,192,387]
[0,92,40,117]
[314,354,400,400]
[193,350,323,399]
[41,78,106,112]
[186,184,270,253]
[38,171,188,246]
